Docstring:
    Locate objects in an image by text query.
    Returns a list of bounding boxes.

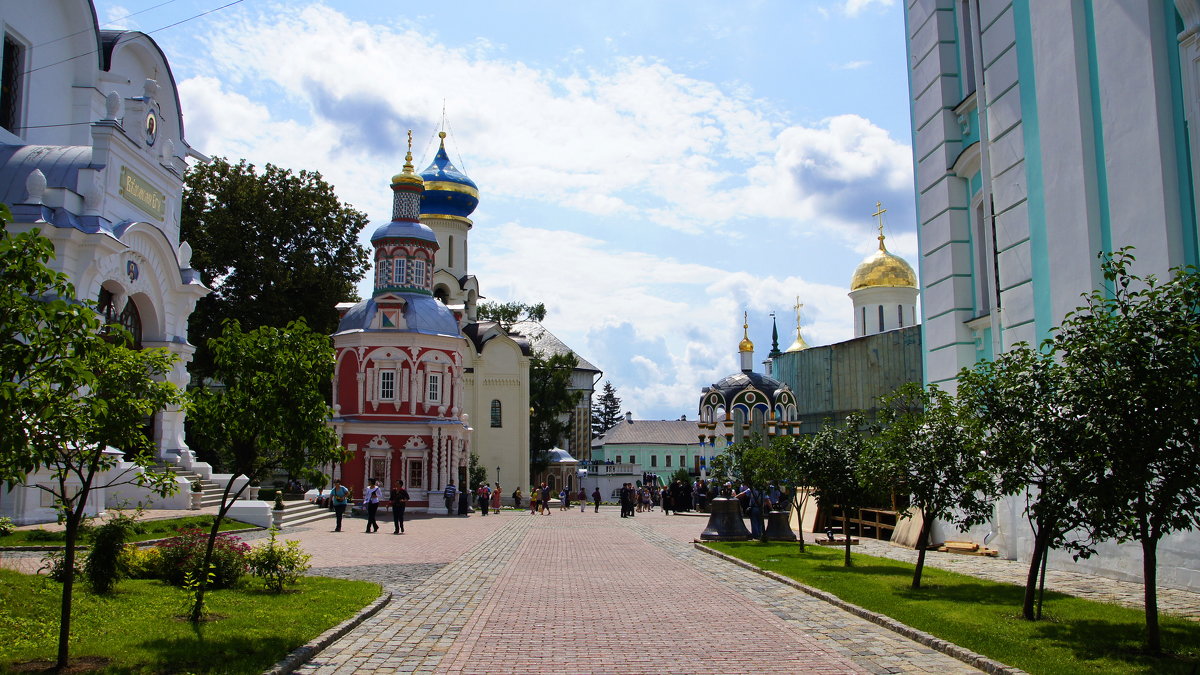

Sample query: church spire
[785,297,809,352]
[769,313,781,358]
[738,312,754,372]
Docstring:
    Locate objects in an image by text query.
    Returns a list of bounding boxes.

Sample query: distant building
[769,223,923,432]
[510,320,601,460]
[589,415,710,496]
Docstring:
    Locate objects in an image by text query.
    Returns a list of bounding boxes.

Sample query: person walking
[578,486,587,513]
[477,483,490,516]
[492,483,502,513]
[540,483,552,515]
[443,480,458,515]
[661,486,673,516]
[513,486,523,510]
[529,485,539,515]
[391,480,410,534]
[559,487,569,511]
[592,486,602,513]
[330,479,351,532]
[363,478,382,533]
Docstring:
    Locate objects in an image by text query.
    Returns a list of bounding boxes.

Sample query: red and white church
[330,142,474,512]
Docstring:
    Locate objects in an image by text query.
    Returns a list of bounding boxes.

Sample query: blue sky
[96,0,916,420]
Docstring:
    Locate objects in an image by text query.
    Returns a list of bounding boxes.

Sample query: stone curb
[0,526,268,553]
[262,588,393,675]
[694,542,1028,675]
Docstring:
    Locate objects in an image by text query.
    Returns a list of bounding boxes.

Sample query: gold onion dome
[850,233,917,291]
[738,317,754,353]
[391,146,423,187]
[785,331,809,353]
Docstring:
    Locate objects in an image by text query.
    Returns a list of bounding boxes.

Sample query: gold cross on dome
[872,201,887,237]
[407,129,413,152]
[793,296,804,329]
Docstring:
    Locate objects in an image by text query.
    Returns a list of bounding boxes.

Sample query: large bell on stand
[764,510,797,541]
[700,497,752,541]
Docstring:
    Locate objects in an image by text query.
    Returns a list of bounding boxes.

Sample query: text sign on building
[119,166,165,220]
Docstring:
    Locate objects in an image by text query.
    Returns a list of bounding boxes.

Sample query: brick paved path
[291,509,978,674]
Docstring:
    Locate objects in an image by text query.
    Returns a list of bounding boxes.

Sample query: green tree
[957,344,1095,620]
[1,212,181,669]
[1052,249,1200,653]
[186,318,345,622]
[467,451,489,493]
[805,413,871,566]
[528,350,581,478]
[181,158,371,377]
[784,434,818,553]
[477,301,546,332]
[590,380,622,438]
[864,383,991,588]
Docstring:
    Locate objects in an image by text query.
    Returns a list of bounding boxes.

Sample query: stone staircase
[273,499,334,528]
[148,465,224,508]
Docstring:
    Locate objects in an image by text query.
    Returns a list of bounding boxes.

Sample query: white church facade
[905,1,1200,590]
[0,0,213,523]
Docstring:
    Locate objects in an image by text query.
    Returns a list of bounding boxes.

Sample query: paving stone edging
[262,589,393,675]
[0,526,268,552]
[694,542,1028,675]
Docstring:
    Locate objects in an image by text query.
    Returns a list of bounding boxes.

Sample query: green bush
[246,529,312,593]
[0,517,14,537]
[84,514,138,594]
[123,545,162,579]
[156,526,249,588]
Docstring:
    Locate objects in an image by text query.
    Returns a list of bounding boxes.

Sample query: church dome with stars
[420,131,479,221]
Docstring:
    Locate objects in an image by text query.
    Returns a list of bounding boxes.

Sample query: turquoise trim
[1012,0,1052,343]
[921,205,969,226]
[1166,7,1200,267]
[996,235,1031,254]
[926,306,975,321]
[929,341,975,353]
[903,3,929,387]
[1083,4,1114,265]
[978,326,994,362]
[969,170,982,197]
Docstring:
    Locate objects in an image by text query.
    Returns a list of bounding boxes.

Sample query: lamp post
[497,465,501,484]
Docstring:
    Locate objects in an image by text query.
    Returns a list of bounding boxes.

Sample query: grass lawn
[0,568,380,673]
[0,516,257,547]
[708,541,1200,675]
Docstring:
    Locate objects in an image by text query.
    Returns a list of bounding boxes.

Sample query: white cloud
[172,2,917,418]
[833,60,871,70]
[102,4,136,30]
[842,0,896,17]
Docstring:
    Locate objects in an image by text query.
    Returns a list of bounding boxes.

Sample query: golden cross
[793,296,804,330]
[743,310,748,329]
[872,201,887,237]
[407,129,413,152]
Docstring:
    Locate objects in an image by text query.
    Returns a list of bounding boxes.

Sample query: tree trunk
[190,478,244,623]
[55,509,79,670]
[843,506,852,567]
[796,497,806,553]
[912,514,929,589]
[1142,536,1161,654]
[1023,527,1049,620]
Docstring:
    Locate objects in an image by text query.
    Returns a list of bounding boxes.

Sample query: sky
[95,0,917,421]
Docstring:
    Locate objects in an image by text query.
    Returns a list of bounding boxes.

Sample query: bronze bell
[700,497,751,541]
[763,510,797,541]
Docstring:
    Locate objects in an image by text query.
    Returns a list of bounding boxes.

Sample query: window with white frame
[1,35,25,133]
[412,259,426,288]
[379,370,395,400]
[427,373,441,403]
[407,459,424,489]
[394,258,407,286]
[377,258,391,286]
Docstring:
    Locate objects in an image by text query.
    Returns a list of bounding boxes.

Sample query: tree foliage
[181,157,371,377]
[804,413,872,566]
[0,215,181,668]
[528,349,581,477]
[1051,249,1200,653]
[865,383,991,588]
[590,380,622,438]
[957,343,1094,619]
[477,301,546,331]
[185,318,345,621]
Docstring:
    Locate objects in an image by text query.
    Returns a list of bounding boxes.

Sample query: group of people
[328,477,410,534]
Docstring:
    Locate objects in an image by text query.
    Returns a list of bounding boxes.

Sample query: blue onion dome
[420,131,479,220]
[370,219,439,244]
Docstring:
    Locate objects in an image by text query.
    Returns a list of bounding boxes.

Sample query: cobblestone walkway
[296,511,978,674]
[850,539,1200,620]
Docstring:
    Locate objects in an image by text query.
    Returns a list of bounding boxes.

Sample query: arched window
[877,305,885,333]
[376,258,391,286]
[448,235,454,268]
[412,259,426,288]
[861,306,866,336]
[898,304,904,327]
[394,258,407,286]
[97,288,142,349]
[490,399,502,427]
[435,286,449,304]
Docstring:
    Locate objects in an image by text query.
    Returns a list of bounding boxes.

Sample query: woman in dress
[491,482,502,512]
